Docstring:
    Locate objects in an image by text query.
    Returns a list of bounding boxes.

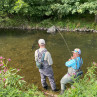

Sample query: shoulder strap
[41,49,47,62]
[37,49,47,62]
[75,57,82,70]
[78,56,82,66]
[41,53,45,62]
[74,58,77,69]
[37,49,39,54]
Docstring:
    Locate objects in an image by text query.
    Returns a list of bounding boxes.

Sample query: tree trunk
[95,14,97,23]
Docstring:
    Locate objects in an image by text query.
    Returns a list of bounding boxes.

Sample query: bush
[0,56,44,97]
[0,0,97,18]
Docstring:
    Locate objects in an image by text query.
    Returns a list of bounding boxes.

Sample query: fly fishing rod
[57,28,72,57]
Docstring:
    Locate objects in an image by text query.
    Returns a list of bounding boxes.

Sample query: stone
[47,26,56,34]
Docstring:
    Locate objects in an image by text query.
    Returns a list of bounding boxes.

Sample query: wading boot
[60,90,64,95]
[43,86,48,90]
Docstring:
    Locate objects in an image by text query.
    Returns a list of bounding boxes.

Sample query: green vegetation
[59,62,97,97]
[0,0,97,18]
[0,56,44,97]
[0,14,97,30]
[0,0,97,30]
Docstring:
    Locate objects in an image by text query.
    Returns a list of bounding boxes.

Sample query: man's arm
[65,59,75,67]
[45,52,53,65]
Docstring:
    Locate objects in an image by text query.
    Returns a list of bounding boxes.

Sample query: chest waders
[36,49,57,90]
[36,49,47,69]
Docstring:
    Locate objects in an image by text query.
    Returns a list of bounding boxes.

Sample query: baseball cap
[38,39,45,45]
[72,48,81,55]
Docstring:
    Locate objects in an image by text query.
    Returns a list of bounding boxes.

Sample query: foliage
[0,56,44,97]
[23,0,55,17]
[10,0,29,15]
[58,62,97,97]
[78,1,97,14]
[0,0,97,18]
[51,0,97,18]
[0,57,25,89]
[0,0,16,12]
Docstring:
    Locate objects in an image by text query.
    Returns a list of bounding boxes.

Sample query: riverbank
[0,14,97,33]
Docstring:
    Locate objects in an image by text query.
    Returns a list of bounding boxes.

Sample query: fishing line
[57,28,72,57]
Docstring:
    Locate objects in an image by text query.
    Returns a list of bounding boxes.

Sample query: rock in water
[47,26,56,34]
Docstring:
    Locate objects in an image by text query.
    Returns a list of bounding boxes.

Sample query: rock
[47,26,56,33]
[59,28,65,31]
[93,30,96,33]
[89,29,93,32]
[44,28,47,30]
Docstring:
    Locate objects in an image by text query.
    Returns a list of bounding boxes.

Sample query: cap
[72,48,81,55]
[38,39,45,45]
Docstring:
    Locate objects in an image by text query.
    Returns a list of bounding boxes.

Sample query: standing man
[35,39,58,91]
[60,48,83,95]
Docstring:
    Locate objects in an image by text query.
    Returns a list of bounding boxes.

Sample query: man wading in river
[35,39,58,91]
[60,48,83,95]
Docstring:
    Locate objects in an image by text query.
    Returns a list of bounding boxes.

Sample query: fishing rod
[57,28,72,57]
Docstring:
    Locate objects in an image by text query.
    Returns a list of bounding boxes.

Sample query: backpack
[36,49,47,69]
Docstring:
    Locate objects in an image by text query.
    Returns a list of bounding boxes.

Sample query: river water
[0,29,97,90]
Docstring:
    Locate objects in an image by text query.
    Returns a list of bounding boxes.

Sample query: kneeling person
[60,48,83,94]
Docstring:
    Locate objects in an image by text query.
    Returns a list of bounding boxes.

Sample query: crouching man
[60,48,83,95]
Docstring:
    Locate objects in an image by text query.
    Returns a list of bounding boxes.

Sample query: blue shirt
[65,57,83,70]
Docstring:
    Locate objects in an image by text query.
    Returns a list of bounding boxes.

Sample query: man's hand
[68,56,74,61]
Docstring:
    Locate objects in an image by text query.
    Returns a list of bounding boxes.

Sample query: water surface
[0,29,97,90]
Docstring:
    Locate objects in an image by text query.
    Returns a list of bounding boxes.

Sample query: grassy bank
[0,14,97,30]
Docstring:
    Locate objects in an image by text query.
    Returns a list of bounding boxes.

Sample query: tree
[0,0,97,19]
[51,0,97,18]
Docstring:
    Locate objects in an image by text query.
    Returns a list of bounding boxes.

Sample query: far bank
[0,14,97,33]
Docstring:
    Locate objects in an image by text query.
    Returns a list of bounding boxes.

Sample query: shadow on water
[0,28,39,36]
[0,29,97,90]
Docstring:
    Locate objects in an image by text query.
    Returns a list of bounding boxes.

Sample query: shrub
[0,56,44,97]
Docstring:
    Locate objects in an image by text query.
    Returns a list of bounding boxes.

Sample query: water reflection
[0,29,97,90]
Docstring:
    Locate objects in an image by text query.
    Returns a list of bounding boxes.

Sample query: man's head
[38,39,45,47]
[72,48,81,58]
[72,48,81,55]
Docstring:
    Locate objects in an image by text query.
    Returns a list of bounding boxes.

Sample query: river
[0,29,97,90]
